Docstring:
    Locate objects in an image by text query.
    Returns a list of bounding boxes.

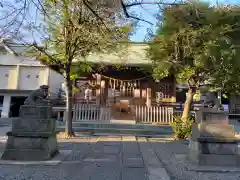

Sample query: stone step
[56,125,173,136]
[92,133,170,138]
[70,121,172,131]
[56,121,173,136]
[57,121,169,130]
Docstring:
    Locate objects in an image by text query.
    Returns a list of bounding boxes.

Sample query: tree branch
[121,0,153,25]
[125,1,184,7]
[120,0,184,25]
[82,1,111,32]
[31,42,65,77]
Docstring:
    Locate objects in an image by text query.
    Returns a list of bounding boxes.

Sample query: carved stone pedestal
[188,108,240,166]
[1,105,59,161]
[189,137,240,166]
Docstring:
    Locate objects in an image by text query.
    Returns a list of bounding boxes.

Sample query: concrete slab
[138,137,163,167]
[122,167,148,180]
[103,146,120,154]
[0,150,72,165]
[148,168,171,180]
[123,157,144,168]
[84,154,118,163]
[122,136,143,168]
[90,166,121,180]
[138,137,171,180]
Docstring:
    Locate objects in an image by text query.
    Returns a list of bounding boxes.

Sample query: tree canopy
[148,2,240,119]
[148,2,240,93]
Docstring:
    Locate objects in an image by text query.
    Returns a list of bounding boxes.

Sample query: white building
[0,39,64,118]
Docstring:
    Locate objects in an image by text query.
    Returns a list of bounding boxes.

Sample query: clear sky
[129,0,240,42]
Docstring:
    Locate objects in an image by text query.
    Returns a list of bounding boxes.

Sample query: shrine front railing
[53,103,188,125]
[53,104,111,123]
[135,105,175,124]
[73,104,111,121]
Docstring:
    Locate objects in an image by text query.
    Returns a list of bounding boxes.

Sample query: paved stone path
[0,126,170,180]
[0,125,239,180]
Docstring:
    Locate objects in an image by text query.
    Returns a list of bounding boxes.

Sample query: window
[0,96,4,108]
[0,96,3,117]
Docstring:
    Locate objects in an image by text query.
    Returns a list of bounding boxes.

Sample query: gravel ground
[149,138,240,180]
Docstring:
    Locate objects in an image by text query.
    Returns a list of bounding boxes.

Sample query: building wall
[0,58,64,94]
[48,69,64,97]
[0,65,64,92]
[18,66,49,90]
[0,55,64,117]
[0,65,14,89]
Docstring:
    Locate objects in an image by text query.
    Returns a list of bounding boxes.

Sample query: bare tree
[0,0,184,40]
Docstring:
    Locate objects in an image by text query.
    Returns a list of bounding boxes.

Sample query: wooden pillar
[102,79,109,106]
[96,74,101,105]
[172,80,176,102]
[100,79,108,105]
[100,80,104,104]
[139,80,143,98]
[146,88,151,107]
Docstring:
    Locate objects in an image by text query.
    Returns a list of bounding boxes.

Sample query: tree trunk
[64,76,74,137]
[182,87,195,121]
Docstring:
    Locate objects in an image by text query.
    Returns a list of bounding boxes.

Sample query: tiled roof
[73,43,151,65]
[0,38,28,55]
[1,40,152,66]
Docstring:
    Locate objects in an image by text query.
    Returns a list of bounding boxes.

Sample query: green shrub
[171,115,194,139]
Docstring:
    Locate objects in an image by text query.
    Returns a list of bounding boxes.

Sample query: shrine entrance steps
[56,121,173,137]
